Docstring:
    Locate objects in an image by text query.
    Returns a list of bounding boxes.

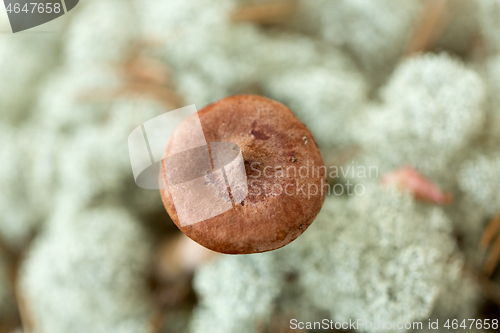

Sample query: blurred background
[1,0,500,332]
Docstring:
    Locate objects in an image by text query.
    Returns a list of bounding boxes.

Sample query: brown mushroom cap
[160,95,326,254]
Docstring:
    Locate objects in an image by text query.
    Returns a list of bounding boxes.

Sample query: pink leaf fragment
[381,166,453,205]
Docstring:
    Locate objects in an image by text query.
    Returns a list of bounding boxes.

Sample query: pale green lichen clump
[191,254,280,333]
[0,35,60,124]
[296,0,421,84]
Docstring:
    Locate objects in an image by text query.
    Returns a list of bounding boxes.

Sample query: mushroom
[160,95,326,254]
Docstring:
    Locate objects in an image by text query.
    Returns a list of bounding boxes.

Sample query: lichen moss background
[1,0,500,332]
